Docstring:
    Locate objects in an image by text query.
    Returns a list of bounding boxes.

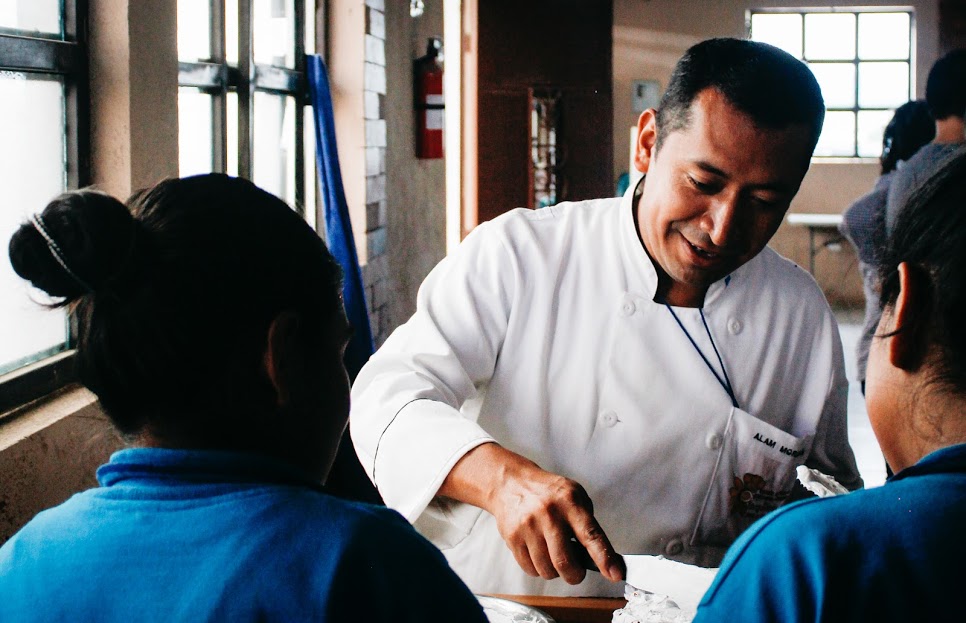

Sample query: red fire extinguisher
[414,37,444,159]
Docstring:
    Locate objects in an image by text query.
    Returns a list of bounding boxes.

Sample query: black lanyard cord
[664,304,739,409]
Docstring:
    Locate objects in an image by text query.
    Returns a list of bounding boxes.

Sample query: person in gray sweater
[885,49,966,234]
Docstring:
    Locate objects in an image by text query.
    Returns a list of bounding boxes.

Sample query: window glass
[752,9,913,159]
[226,0,239,65]
[254,0,295,68]
[253,92,296,206]
[857,110,894,158]
[0,0,61,36]
[227,91,239,177]
[750,13,801,59]
[814,110,855,157]
[305,0,316,54]
[858,13,910,60]
[804,13,856,60]
[179,88,214,176]
[0,74,68,374]
[304,105,317,229]
[177,0,211,61]
[858,62,909,109]
[808,63,855,109]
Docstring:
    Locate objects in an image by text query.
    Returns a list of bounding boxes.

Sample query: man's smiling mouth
[686,239,720,260]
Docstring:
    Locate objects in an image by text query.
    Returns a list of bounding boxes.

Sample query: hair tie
[29,213,94,293]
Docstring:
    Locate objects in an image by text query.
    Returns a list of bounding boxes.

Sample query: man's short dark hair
[655,38,825,156]
[925,49,966,120]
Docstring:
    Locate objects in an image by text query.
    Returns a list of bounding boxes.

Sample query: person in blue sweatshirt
[694,150,966,622]
[1,174,488,623]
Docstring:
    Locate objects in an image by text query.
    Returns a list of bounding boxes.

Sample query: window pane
[0,74,68,374]
[255,0,296,68]
[859,62,909,108]
[857,109,894,158]
[814,110,855,157]
[804,13,856,60]
[177,0,211,61]
[0,0,61,35]
[858,13,910,60]
[179,88,214,176]
[304,105,317,229]
[227,91,239,177]
[750,13,802,59]
[253,92,296,206]
[305,0,316,55]
[226,0,239,65]
[808,63,855,109]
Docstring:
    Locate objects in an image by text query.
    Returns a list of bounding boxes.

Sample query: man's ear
[887,262,931,370]
[633,109,659,174]
[264,311,302,407]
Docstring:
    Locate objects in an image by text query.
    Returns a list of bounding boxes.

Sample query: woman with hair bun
[694,151,966,622]
[0,174,487,622]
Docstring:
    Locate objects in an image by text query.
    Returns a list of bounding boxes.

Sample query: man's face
[634,88,814,306]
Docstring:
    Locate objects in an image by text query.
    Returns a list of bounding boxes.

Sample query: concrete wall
[0,389,118,542]
[379,0,447,337]
[613,0,941,306]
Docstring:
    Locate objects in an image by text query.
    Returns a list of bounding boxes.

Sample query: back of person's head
[878,150,966,392]
[881,100,935,174]
[656,37,825,156]
[925,49,966,120]
[8,174,344,445]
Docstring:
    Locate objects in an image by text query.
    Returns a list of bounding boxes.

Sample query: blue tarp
[306,54,375,381]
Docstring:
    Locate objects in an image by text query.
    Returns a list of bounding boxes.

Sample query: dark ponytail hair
[8,174,343,441]
[878,150,966,391]
[880,100,935,175]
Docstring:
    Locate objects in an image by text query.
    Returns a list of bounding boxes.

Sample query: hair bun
[8,189,147,301]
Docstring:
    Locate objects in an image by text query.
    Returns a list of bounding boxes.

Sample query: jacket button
[728,318,742,335]
[665,538,684,556]
[621,299,636,316]
[706,432,723,450]
[600,411,619,428]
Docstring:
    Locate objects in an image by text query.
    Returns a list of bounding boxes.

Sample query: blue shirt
[694,443,966,622]
[0,448,487,622]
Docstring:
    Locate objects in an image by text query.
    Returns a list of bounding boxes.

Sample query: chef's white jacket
[350,189,862,597]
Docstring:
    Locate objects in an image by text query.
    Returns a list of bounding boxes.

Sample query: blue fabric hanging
[307,54,375,381]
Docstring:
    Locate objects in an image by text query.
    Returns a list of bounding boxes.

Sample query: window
[750,9,914,158]
[0,0,86,412]
[177,0,318,225]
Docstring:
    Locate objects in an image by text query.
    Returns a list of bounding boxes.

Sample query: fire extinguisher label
[426,94,444,130]
[427,110,444,130]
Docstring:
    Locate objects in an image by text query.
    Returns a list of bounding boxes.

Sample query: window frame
[748,6,915,160]
[0,0,88,416]
[178,0,311,218]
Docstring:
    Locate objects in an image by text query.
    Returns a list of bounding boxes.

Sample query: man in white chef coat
[349,38,862,597]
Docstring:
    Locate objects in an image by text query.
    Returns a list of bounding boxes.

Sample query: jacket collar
[890,442,966,482]
[618,175,745,308]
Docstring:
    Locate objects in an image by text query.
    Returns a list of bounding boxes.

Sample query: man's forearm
[437,441,536,513]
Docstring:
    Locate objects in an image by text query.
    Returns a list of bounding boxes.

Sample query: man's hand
[438,443,625,584]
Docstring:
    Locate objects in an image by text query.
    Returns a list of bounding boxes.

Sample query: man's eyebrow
[692,160,793,193]
[693,160,728,178]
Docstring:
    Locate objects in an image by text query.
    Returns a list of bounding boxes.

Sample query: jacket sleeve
[349,218,518,547]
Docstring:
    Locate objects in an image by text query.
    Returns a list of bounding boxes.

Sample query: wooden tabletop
[485,594,627,623]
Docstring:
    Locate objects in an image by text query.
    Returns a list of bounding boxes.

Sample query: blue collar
[889,443,966,482]
[97,447,318,489]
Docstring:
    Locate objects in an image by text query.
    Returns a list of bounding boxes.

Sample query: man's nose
[704,193,742,249]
